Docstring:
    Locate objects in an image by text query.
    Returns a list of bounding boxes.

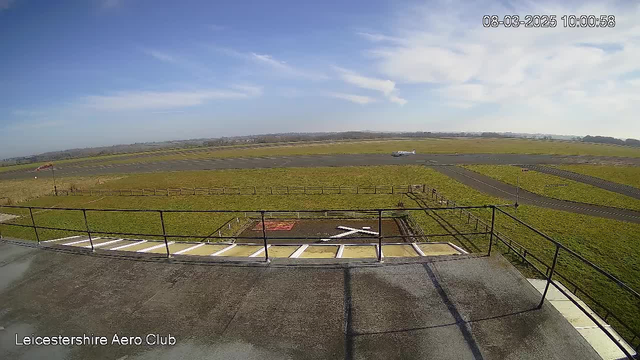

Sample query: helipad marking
[321,226,379,242]
[138,242,174,253]
[63,237,101,246]
[84,239,123,248]
[289,245,308,258]
[211,244,236,256]
[249,245,271,257]
[43,235,81,243]
[111,240,147,251]
[174,243,205,255]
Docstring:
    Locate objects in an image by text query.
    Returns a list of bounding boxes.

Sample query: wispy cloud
[334,67,407,105]
[0,0,15,11]
[326,92,376,105]
[100,0,122,9]
[251,53,328,81]
[79,89,258,111]
[142,48,215,78]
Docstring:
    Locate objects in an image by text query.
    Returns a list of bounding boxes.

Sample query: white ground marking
[210,244,236,256]
[336,245,345,258]
[173,243,205,255]
[321,226,380,241]
[42,235,81,243]
[84,238,122,248]
[376,244,384,259]
[63,237,101,246]
[411,243,426,257]
[448,243,468,254]
[289,245,309,258]
[337,226,379,235]
[137,242,174,253]
[110,240,147,251]
[249,245,271,257]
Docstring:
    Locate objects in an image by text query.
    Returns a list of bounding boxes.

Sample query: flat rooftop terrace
[0,240,600,360]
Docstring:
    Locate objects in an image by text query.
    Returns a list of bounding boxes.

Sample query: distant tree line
[3,131,639,167]
[581,135,640,148]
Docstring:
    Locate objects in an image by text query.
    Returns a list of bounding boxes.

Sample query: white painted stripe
[137,242,174,253]
[448,243,468,254]
[63,237,101,246]
[43,235,81,243]
[411,243,426,257]
[211,244,236,256]
[249,245,270,257]
[84,239,122,248]
[110,240,147,251]
[337,226,379,235]
[336,245,345,258]
[377,245,384,259]
[173,243,205,255]
[289,245,308,258]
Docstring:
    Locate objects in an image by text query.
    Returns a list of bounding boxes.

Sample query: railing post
[377,210,383,262]
[159,210,170,258]
[261,211,269,263]
[488,206,496,256]
[82,209,94,251]
[538,245,561,309]
[29,207,40,245]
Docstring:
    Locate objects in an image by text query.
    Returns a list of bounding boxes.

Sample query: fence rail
[406,191,640,359]
[1,197,639,358]
[51,184,428,197]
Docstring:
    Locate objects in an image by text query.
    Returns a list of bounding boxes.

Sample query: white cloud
[326,92,376,105]
[100,0,122,9]
[334,67,395,95]
[231,84,263,97]
[0,0,15,11]
[79,89,257,111]
[334,67,407,105]
[361,0,640,135]
[251,53,328,81]
[143,49,177,63]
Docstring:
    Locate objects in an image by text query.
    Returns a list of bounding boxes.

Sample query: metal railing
[51,184,428,197]
[407,192,640,359]
[0,201,638,358]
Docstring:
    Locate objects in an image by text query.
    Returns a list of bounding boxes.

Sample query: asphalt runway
[0,240,601,360]
[2,153,640,181]
[522,165,640,200]
[433,166,640,224]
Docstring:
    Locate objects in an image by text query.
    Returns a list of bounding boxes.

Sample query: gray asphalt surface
[433,166,640,224]
[2,153,640,181]
[522,165,640,200]
[0,240,600,360]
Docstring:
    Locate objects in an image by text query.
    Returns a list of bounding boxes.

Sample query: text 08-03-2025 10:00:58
[482,15,616,28]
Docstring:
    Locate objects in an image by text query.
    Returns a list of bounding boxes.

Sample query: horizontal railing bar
[0,204,504,213]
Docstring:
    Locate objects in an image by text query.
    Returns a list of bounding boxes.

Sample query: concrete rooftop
[0,240,601,360]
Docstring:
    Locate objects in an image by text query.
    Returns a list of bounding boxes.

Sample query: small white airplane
[392,149,416,157]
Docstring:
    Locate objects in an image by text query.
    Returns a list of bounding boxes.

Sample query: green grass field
[1,165,639,344]
[464,165,640,211]
[4,137,640,174]
[552,164,640,190]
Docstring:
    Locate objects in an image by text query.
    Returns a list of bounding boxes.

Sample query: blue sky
[1,0,640,158]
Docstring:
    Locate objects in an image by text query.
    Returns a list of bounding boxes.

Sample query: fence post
[488,206,496,256]
[29,207,40,245]
[356,185,359,194]
[193,188,196,195]
[82,209,94,251]
[538,245,561,309]
[253,186,257,195]
[261,211,270,263]
[377,210,383,262]
[159,211,170,258]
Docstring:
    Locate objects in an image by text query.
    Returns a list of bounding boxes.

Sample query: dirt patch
[0,213,18,223]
